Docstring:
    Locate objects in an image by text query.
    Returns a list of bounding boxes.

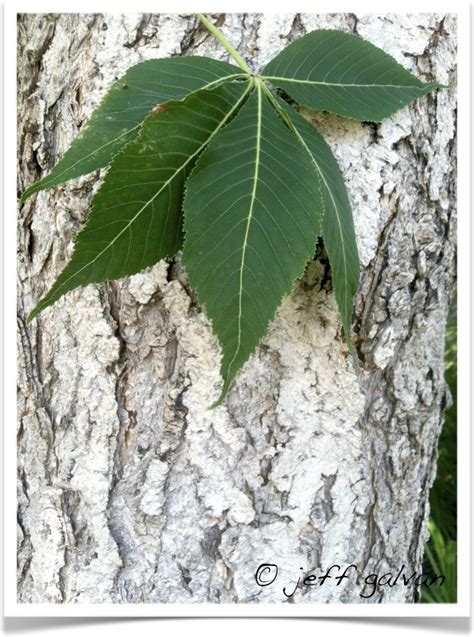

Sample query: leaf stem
[197,13,252,76]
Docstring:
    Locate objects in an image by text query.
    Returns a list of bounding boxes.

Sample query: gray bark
[17,13,457,604]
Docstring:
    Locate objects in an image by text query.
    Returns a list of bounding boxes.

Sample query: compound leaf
[24,18,451,404]
[20,57,243,204]
[278,99,360,345]
[262,29,445,122]
[182,84,324,405]
[27,81,251,322]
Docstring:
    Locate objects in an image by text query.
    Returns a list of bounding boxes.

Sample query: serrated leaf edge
[27,80,253,322]
[181,86,324,408]
[20,69,246,205]
[274,99,355,342]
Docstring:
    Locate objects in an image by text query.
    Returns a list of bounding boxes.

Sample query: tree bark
[17,13,457,604]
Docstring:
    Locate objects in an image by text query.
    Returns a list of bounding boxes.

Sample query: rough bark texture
[17,13,457,604]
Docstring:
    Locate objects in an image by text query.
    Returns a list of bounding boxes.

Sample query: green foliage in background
[422,300,457,603]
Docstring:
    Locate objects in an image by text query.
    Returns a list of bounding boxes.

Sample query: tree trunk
[17,13,457,604]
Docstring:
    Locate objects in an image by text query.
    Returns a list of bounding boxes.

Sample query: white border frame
[3,0,471,619]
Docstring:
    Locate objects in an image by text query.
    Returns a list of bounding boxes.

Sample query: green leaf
[20,57,243,204]
[27,81,251,322]
[276,99,360,345]
[262,30,445,122]
[24,16,451,403]
[182,83,324,405]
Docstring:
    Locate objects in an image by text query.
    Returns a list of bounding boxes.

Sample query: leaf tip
[208,393,226,411]
[19,191,30,207]
[26,299,45,324]
[424,81,452,93]
[27,305,41,323]
[19,181,41,206]
[207,377,234,409]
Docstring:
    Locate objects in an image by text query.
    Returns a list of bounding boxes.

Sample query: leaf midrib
[268,93,351,329]
[40,81,252,304]
[225,83,262,380]
[260,75,430,90]
[291,122,349,318]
